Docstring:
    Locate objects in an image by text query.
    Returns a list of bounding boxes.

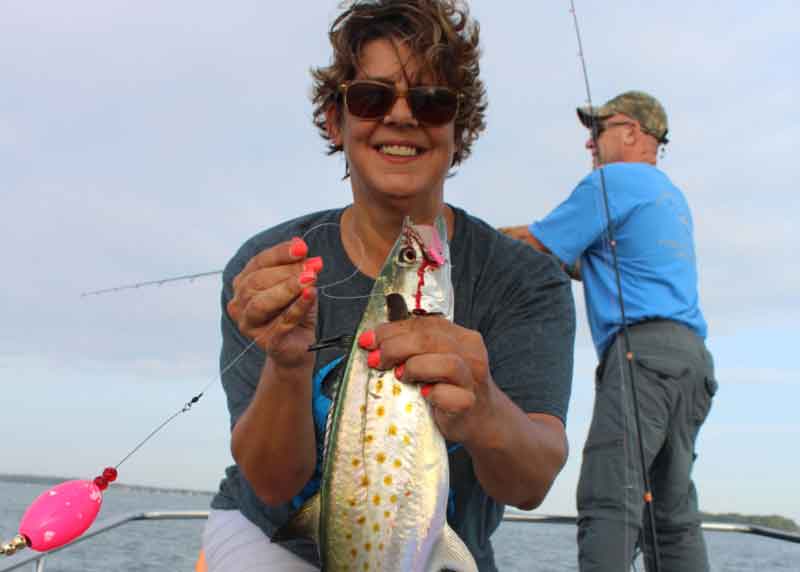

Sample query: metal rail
[502,513,800,543]
[2,511,798,571]
[0,511,208,572]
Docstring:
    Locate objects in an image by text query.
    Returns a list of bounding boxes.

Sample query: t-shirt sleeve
[530,174,608,266]
[478,242,576,424]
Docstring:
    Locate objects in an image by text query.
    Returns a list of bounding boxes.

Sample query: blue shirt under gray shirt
[531,162,707,357]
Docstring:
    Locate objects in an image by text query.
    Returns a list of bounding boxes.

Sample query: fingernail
[302,287,314,301]
[421,384,433,398]
[367,349,381,369]
[299,270,316,285]
[358,330,375,349]
[303,256,323,273]
[394,364,404,379]
[290,237,308,258]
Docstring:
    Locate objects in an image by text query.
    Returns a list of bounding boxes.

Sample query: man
[501,91,717,572]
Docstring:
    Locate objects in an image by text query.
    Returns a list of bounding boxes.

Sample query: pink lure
[19,480,103,551]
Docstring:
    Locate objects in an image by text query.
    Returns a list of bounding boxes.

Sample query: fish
[283,215,478,572]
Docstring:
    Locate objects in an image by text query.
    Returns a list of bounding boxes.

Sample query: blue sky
[2,1,798,525]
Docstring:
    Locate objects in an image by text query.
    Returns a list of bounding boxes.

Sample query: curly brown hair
[311,0,487,168]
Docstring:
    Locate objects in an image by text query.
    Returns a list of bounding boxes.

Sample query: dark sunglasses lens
[408,88,459,125]
[346,83,394,119]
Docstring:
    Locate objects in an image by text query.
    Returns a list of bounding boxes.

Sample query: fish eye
[398,246,417,265]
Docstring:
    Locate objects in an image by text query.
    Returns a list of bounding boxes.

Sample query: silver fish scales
[286,216,477,572]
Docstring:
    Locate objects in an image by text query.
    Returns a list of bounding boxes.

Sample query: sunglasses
[339,80,462,126]
[593,120,636,138]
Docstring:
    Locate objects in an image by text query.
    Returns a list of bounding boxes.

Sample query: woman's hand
[359,316,497,445]
[227,237,323,367]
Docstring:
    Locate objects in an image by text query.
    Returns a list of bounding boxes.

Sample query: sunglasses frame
[339,80,462,127]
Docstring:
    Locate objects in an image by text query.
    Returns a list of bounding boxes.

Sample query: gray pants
[576,320,717,572]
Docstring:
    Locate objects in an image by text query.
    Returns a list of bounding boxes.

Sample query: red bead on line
[102,467,118,483]
[93,476,108,491]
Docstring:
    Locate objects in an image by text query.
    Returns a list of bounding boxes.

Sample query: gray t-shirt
[211,206,575,571]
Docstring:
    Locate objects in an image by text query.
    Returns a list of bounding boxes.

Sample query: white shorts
[202,509,319,572]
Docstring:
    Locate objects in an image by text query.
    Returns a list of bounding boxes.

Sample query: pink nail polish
[394,364,405,379]
[302,287,313,301]
[299,270,316,285]
[421,384,433,398]
[358,330,375,349]
[367,350,381,369]
[290,237,308,258]
[303,256,323,273]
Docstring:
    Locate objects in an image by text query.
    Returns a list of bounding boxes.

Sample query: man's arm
[499,225,582,281]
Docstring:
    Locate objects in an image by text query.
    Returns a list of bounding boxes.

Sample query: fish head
[382,216,453,318]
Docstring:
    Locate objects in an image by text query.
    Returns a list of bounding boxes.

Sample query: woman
[202,2,575,570]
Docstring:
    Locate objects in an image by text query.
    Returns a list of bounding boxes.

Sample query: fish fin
[426,524,478,572]
[271,493,321,544]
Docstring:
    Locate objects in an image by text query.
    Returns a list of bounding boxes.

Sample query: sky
[2,0,798,527]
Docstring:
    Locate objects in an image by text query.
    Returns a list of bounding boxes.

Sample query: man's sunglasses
[593,120,636,138]
[339,80,462,126]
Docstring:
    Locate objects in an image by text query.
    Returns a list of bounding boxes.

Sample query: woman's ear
[326,104,343,146]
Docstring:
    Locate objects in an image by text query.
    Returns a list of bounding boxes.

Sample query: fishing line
[101,218,384,472]
[113,337,259,470]
[302,221,378,301]
[568,1,662,570]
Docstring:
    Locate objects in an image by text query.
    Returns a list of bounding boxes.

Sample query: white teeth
[379,144,419,157]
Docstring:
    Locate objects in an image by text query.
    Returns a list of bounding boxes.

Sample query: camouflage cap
[577,90,669,144]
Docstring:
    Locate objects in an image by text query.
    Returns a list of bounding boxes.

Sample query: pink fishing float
[0,468,117,556]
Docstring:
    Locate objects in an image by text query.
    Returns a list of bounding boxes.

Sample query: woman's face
[328,38,457,210]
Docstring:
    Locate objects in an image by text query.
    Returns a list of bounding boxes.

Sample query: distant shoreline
[0,473,214,497]
[4,474,797,533]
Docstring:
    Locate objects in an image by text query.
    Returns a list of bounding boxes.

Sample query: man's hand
[227,237,322,367]
[498,225,549,253]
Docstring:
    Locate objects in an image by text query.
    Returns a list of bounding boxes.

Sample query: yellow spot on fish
[405,402,413,413]
[384,510,391,518]
[403,435,411,445]
[379,543,385,551]
[373,523,380,533]
[376,405,385,417]
[376,452,386,464]
[393,459,402,469]
[360,404,366,414]
[388,425,398,436]
[361,476,370,487]
[384,475,393,486]
[357,516,366,525]
[364,542,372,552]
[351,548,357,558]
[352,458,361,468]
[376,379,384,392]
[348,498,357,507]
[392,384,402,396]
[346,533,352,540]
[366,434,374,444]
[372,494,381,506]
[390,494,398,504]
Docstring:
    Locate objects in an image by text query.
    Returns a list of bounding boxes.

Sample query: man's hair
[311,0,487,167]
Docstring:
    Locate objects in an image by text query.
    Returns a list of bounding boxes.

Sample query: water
[2,480,798,571]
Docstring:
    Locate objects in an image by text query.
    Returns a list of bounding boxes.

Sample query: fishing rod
[80,269,222,297]
[568,1,662,571]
